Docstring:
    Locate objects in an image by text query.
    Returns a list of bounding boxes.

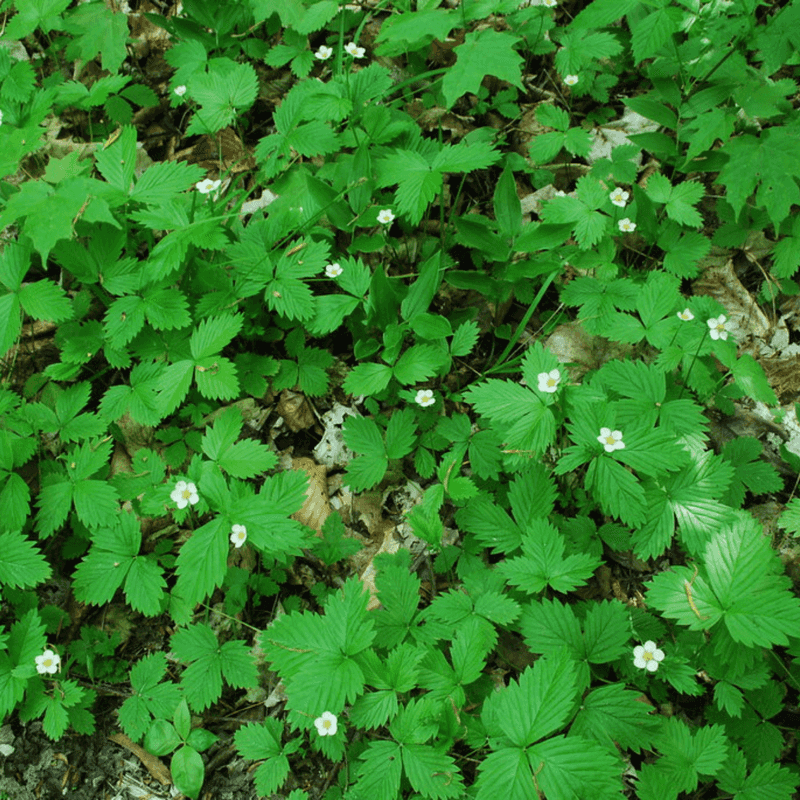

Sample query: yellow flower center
[322,719,332,729]
[43,658,53,667]
[642,651,653,662]
[547,378,556,387]
[181,489,192,499]
[605,437,615,445]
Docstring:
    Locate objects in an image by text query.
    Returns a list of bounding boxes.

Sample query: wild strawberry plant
[1,0,800,798]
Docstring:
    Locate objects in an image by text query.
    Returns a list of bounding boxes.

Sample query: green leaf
[656,717,728,793]
[648,514,800,647]
[171,745,204,799]
[465,379,555,456]
[145,718,181,755]
[342,363,393,396]
[354,740,403,800]
[528,735,623,800]
[235,720,291,795]
[187,60,258,134]
[482,650,577,748]
[173,517,228,613]
[730,354,778,406]
[64,1,129,73]
[457,496,522,555]
[498,520,600,594]
[385,409,417,460]
[582,601,630,663]
[393,344,445,385]
[442,29,524,108]
[375,9,456,56]
[719,127,800,229]
[5,0,71,38]
[450,320,479,358]
[0,530,51,588]
[235,718,284,759]
[494,165,522,237]
[402,743,464,799]
[190,314,242,360]
[646,173,704,227]
[571,683,659,753]
[0,294,21,358]
[125,557,167,616]
[262,578,374,715]
[373,550,422,649]
[587,456,646,527]
[778,497,800,536]
[131,161,205,204]
[474,747,537,800]
[18,279,72,323]
[630,6,681,64]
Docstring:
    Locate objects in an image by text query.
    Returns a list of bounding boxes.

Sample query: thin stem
[485,271,558,375]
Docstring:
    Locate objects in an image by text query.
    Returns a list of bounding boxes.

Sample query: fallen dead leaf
[109,732,171,786]
[290,457,331,535]
[277,390,315,432]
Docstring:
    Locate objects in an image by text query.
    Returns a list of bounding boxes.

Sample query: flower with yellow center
[35,649,61,675]
[597,427,625,453]
[230,525,247,548]
[170,480,199,510]
[537,369,561,393]
[633,641,665,672]
[314,711,338,736]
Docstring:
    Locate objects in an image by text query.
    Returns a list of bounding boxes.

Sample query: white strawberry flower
[415,389,436,407]
[377,208,395,225]
[618,217,636,232]
[315,45,333,60]
[170,480,199,509]
[633,641,665,672]
[196,178,221,195]
[35,649,61,675]
[344,42,365,58]
[707,315,728,340]
[609,187,629,207]
[174,85,187,97]
[564,74,579,86]
[543,0,557,6]
[325,263,343,278]
[677,308,694,321]
[537,369,561,393]
[597,427,625,452]
[314,711,338,736]
[230,525,247,548]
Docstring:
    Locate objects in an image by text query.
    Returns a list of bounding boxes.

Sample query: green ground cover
[2,0,800,797]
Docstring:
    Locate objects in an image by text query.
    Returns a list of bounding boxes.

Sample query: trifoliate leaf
[262,578,374,714]
[235,720,291,796]
[498,519,600,594]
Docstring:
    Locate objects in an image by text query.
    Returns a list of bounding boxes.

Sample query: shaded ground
[0,718,258,800]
